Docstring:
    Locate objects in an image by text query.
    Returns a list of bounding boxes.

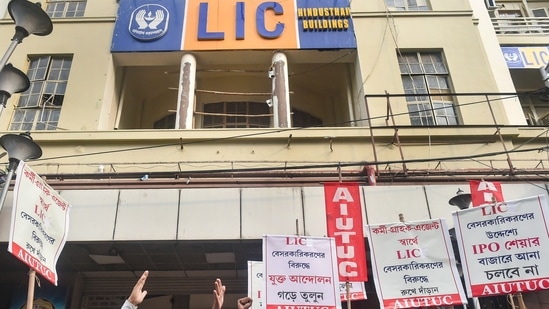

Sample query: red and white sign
[469,180,504,207]
[324,183,367,282]
[366,219,467,309]
[337,281,367,302]
[263,235,341,309]
[324,183,367,301]
[453,195,549,297]
[8,162,71,285]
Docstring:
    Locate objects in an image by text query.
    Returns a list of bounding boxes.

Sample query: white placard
[366,219,467,309]
[263,235,341,309]
[248,261,265,309]
[8,162,70,285]
[453,195,549,297]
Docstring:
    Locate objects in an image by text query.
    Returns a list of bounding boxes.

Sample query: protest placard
[366,219,467,308]
[8,161,70,285]
[263,235,341,309]
[453,195,549,297]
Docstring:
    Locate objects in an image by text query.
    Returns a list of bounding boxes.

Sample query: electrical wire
[31,91,547,165]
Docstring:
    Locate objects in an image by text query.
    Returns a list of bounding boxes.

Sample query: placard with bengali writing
[366,219,467,309]
[263,235,341,309]
[248,261,265,309]
[452,195,549,298]
[8,161,71,286]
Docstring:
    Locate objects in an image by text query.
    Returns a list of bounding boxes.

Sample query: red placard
[324,183,367,282]
[469,180,504,207]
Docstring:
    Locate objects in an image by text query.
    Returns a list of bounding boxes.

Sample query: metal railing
[492,17,549,35]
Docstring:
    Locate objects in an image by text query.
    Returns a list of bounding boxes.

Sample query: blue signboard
[501,46,549,69]
[111,0,357,52]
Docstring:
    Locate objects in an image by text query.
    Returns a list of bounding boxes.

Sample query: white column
[176,54,197,129]
[271,52,291,128]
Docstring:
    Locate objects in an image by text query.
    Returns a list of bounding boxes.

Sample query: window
[46,0,86,18]
[154,114,176,129]
[10,56,72,131]
[398,52,457,126]
[201,102,271,128]
[385,0,429,11]
[292,108,323,127]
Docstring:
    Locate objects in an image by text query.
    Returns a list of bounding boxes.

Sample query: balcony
[492,17,549,34]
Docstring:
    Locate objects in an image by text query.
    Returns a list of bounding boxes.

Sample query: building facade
[0,0,548,308]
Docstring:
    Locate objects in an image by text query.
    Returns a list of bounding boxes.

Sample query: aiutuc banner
[111,0,356,52]
[324,182,368,300]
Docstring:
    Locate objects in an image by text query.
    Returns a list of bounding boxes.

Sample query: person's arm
[238,297,253,309]
[122,270,149,309]
[212,278,226,309]
[121,299,138,309]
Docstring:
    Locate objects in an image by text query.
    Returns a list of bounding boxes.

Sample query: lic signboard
[501,46,549,69]
[111,0,357,52]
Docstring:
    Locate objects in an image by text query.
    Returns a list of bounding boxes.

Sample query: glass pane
[413,76,428,95]
[402,77,414,90]
[52,11,64,18]
[59,66,71,80]
[57,82,67,94]
[66,3,78,17]
[437,76,449,88]
[51,109,61,122]
[423,62,435,74]
[23,111,35,122]
[44,82,57,94]
[12,110,23,122]
[76,2,87,17]
[29,57,50,81]
[434,62,447,74]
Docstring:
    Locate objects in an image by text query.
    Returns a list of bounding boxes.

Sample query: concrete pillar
[176,54,197,129]
[271,52,291,128]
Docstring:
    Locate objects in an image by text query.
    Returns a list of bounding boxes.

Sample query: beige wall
[354,12,512,126]
[1,183,547,242]
[0,0,545,174]
[0,2,117,131]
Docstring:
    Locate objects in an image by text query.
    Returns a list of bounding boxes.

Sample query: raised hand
[238,297,253,309]
[212,278,226,309]
[128,270,149,306]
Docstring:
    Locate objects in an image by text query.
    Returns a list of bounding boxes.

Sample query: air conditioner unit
[485,0,498,10]
[531,7,549,17]
[539,112,549,126]
[541,63,549,88]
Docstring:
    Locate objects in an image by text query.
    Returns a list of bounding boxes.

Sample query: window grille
[385,0,429,11]
[200,101,272,128]
[46,0,86,18]
[398,52,458,126]
[10,56,72,131]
